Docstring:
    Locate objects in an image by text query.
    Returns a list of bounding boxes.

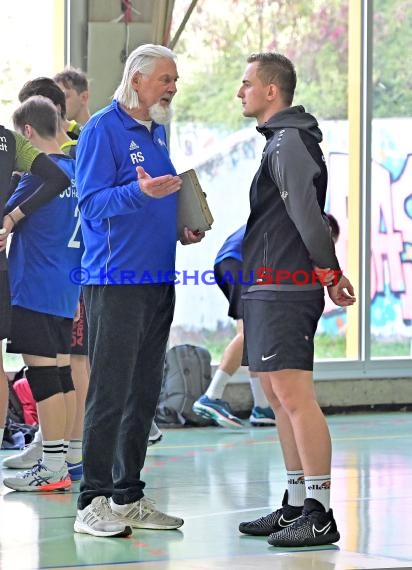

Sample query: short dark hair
[13,95,59,139]
[326,213,340,243]
[247,52,296,106]
[54,67,89,94]
[18,77,67,119]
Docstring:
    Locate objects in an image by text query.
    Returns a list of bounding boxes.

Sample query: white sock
[33,428,43,445]
[249,376,269,408]
[67,439,82,464]
[110,499,133,513]
[205,369,231,400]
[287,470,306,506]
[42,439,65,472]
[305,474,331,511]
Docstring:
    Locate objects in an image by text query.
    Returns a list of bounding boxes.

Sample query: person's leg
[260,374,305,507]
[240,295,339,545]
[25,355,66,466]
[193,259,244,428]
[68,295,90,474]
[76,285,180,536]
[109,285,182,530]
[205,317,243,404]
[0,270,12,447]
[208,320,244,393]
[266,370,331,488]
[265,369,339,547]
[75,284,136,538]
[56,354,77,462]
[69,354,89,440]
[67,354,88,478]
[111,285,175,505]
[2,351,71,492]
[3,309,72,491]
[0,345,8,446]
[147,420,163,446]
[78,285,139,509]
[248,373,276,426]
[193,320,244,427]
[239,375,303,536]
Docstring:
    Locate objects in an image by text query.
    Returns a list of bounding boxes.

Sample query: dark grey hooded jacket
[242,105,340,297]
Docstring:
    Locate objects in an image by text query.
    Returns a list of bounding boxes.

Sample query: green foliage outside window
[172,0,412,127]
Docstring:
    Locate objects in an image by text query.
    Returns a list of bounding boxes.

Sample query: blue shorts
[214,258,243,320]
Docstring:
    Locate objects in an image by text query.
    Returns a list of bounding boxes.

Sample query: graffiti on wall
[322,119,412,337]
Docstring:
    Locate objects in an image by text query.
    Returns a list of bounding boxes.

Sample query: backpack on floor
[6,367,26,425]
[156,344,213,426]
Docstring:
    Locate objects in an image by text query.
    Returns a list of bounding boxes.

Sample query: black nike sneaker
[267,497,340,547]
[239,490,303,536]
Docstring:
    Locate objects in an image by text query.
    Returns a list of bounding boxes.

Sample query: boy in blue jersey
[193,225,276,428]
[0,128,70,450]
[4,76,86,481]
[2,96,82,492]
[74,44,204,538]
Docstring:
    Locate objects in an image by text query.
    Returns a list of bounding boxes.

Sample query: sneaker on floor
[249,406,276,426]
[148,422,162,447]
[267,497,340,547]
[2,440,42,469]
[111,496,184,530]
[67,460,83,481]
[239,490,302,536]
[192,395,243,428]
[3,460,71,492]
[74,496,132,538]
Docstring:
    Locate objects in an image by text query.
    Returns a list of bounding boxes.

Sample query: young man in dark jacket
[236,52,355,547]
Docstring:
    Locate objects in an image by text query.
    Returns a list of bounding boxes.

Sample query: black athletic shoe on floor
[267,497,340,547]
[239,490,303,536]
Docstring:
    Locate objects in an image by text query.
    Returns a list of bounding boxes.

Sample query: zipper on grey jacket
[263,232,268,268]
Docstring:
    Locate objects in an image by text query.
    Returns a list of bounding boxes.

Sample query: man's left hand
[179,227,205,245]
[0,216,14,252]
[327,274,356,307]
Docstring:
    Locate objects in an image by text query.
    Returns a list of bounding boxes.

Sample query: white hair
[113,44,177,109]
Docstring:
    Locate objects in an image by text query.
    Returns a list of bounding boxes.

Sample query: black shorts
[242,295,325,372]
[0,270,11,340]
[214,258,243,320]
[71,294,89,355]
[7,306,73,357]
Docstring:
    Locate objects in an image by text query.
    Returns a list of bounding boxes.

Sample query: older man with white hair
[74,44,204,538]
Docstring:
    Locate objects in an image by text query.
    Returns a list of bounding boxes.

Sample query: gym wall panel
[87,22,153,112]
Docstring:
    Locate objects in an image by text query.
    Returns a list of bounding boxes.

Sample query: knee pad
[26,366,62,403]
[58,365,75,393]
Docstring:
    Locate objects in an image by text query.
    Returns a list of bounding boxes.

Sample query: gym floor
[0,411,411,570]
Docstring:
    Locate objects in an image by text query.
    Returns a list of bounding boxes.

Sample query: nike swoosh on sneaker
[278,514,301,528]
[312,521,332,536]
[261,353,277,361]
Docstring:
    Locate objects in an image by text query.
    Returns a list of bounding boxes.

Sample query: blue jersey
[7,154,82,318]
[215,225,246,265]
[76,100,178,285]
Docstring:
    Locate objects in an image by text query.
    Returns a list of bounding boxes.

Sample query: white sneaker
[111,497,184,530]
[2,440,42,469]
[3,460,71,492]
[148,421,163,446]
[74,496,132,538]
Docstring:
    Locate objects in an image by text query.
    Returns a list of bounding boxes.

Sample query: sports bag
[156,344,213,426]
